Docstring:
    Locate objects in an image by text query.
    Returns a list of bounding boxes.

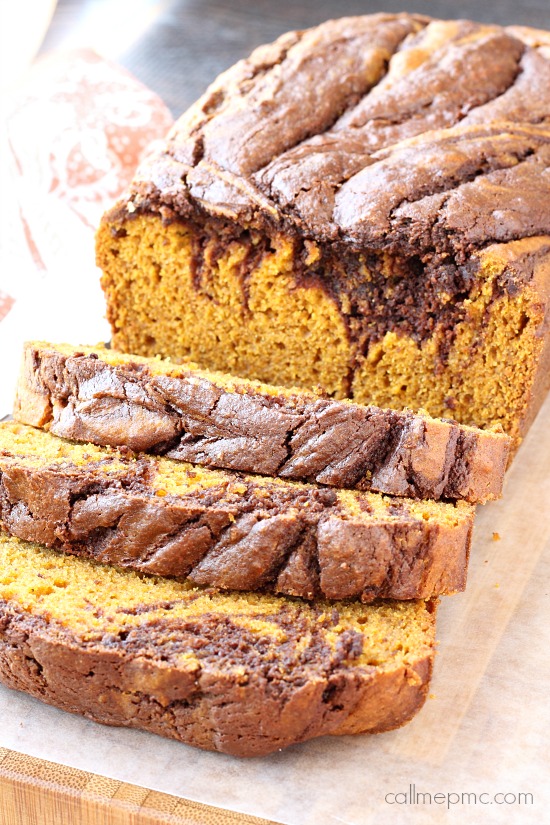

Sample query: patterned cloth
[0,48,173,413]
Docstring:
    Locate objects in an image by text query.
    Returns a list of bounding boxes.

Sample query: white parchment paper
[1,394,548,825]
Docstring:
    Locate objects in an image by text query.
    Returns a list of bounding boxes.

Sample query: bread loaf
[96,14,550,448]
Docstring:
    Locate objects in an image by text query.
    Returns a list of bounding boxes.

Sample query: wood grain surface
[0,749,277,825]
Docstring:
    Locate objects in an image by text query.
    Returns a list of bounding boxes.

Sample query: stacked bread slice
[0,420,475,601]
[0,340,511,755]
[17,341,510,503]
[0,533,437,757]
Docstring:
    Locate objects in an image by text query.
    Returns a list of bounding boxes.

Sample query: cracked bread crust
[119,15,550,254]
[15,342,510,503]
[0,422,473,601]
[0,534,437,756]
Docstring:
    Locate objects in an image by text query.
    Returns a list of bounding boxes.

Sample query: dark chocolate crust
[513,247,550,439]
[120,15,550,258]
[15,342,510,503]
[0,429,473,601]
[0,598,435,757]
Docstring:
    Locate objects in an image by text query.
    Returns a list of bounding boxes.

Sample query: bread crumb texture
[97,217,549,448]
[0,531,435,673]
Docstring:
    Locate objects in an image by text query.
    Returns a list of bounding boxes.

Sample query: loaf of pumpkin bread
[15,341,510,503]
[0,532,437,756]
[96,14,550,449]
[0,422,473,601]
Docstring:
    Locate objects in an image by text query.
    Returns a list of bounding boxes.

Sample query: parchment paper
[0,48,548,825]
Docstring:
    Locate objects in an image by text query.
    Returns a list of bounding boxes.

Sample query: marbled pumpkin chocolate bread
[0,422,473,601]
[0,532,436,756]
[15,341,510,503]
[96,14,550,448]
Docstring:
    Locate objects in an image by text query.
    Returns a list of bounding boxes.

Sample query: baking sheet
[1,392,548,825]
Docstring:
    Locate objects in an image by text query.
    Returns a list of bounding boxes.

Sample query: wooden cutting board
[0,748,277,825]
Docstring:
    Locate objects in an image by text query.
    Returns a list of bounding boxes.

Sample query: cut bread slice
[0,531,437,756]
[0,422,473,601]
[15,341,510,503]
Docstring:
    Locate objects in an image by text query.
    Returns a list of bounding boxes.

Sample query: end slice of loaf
[0,531,437,756]
[15,341,511,503]
[0,422,473,601]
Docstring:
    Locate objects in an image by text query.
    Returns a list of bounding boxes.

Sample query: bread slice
[0,531,437,756]
[15,341,510,503]
[0,422,473,601]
